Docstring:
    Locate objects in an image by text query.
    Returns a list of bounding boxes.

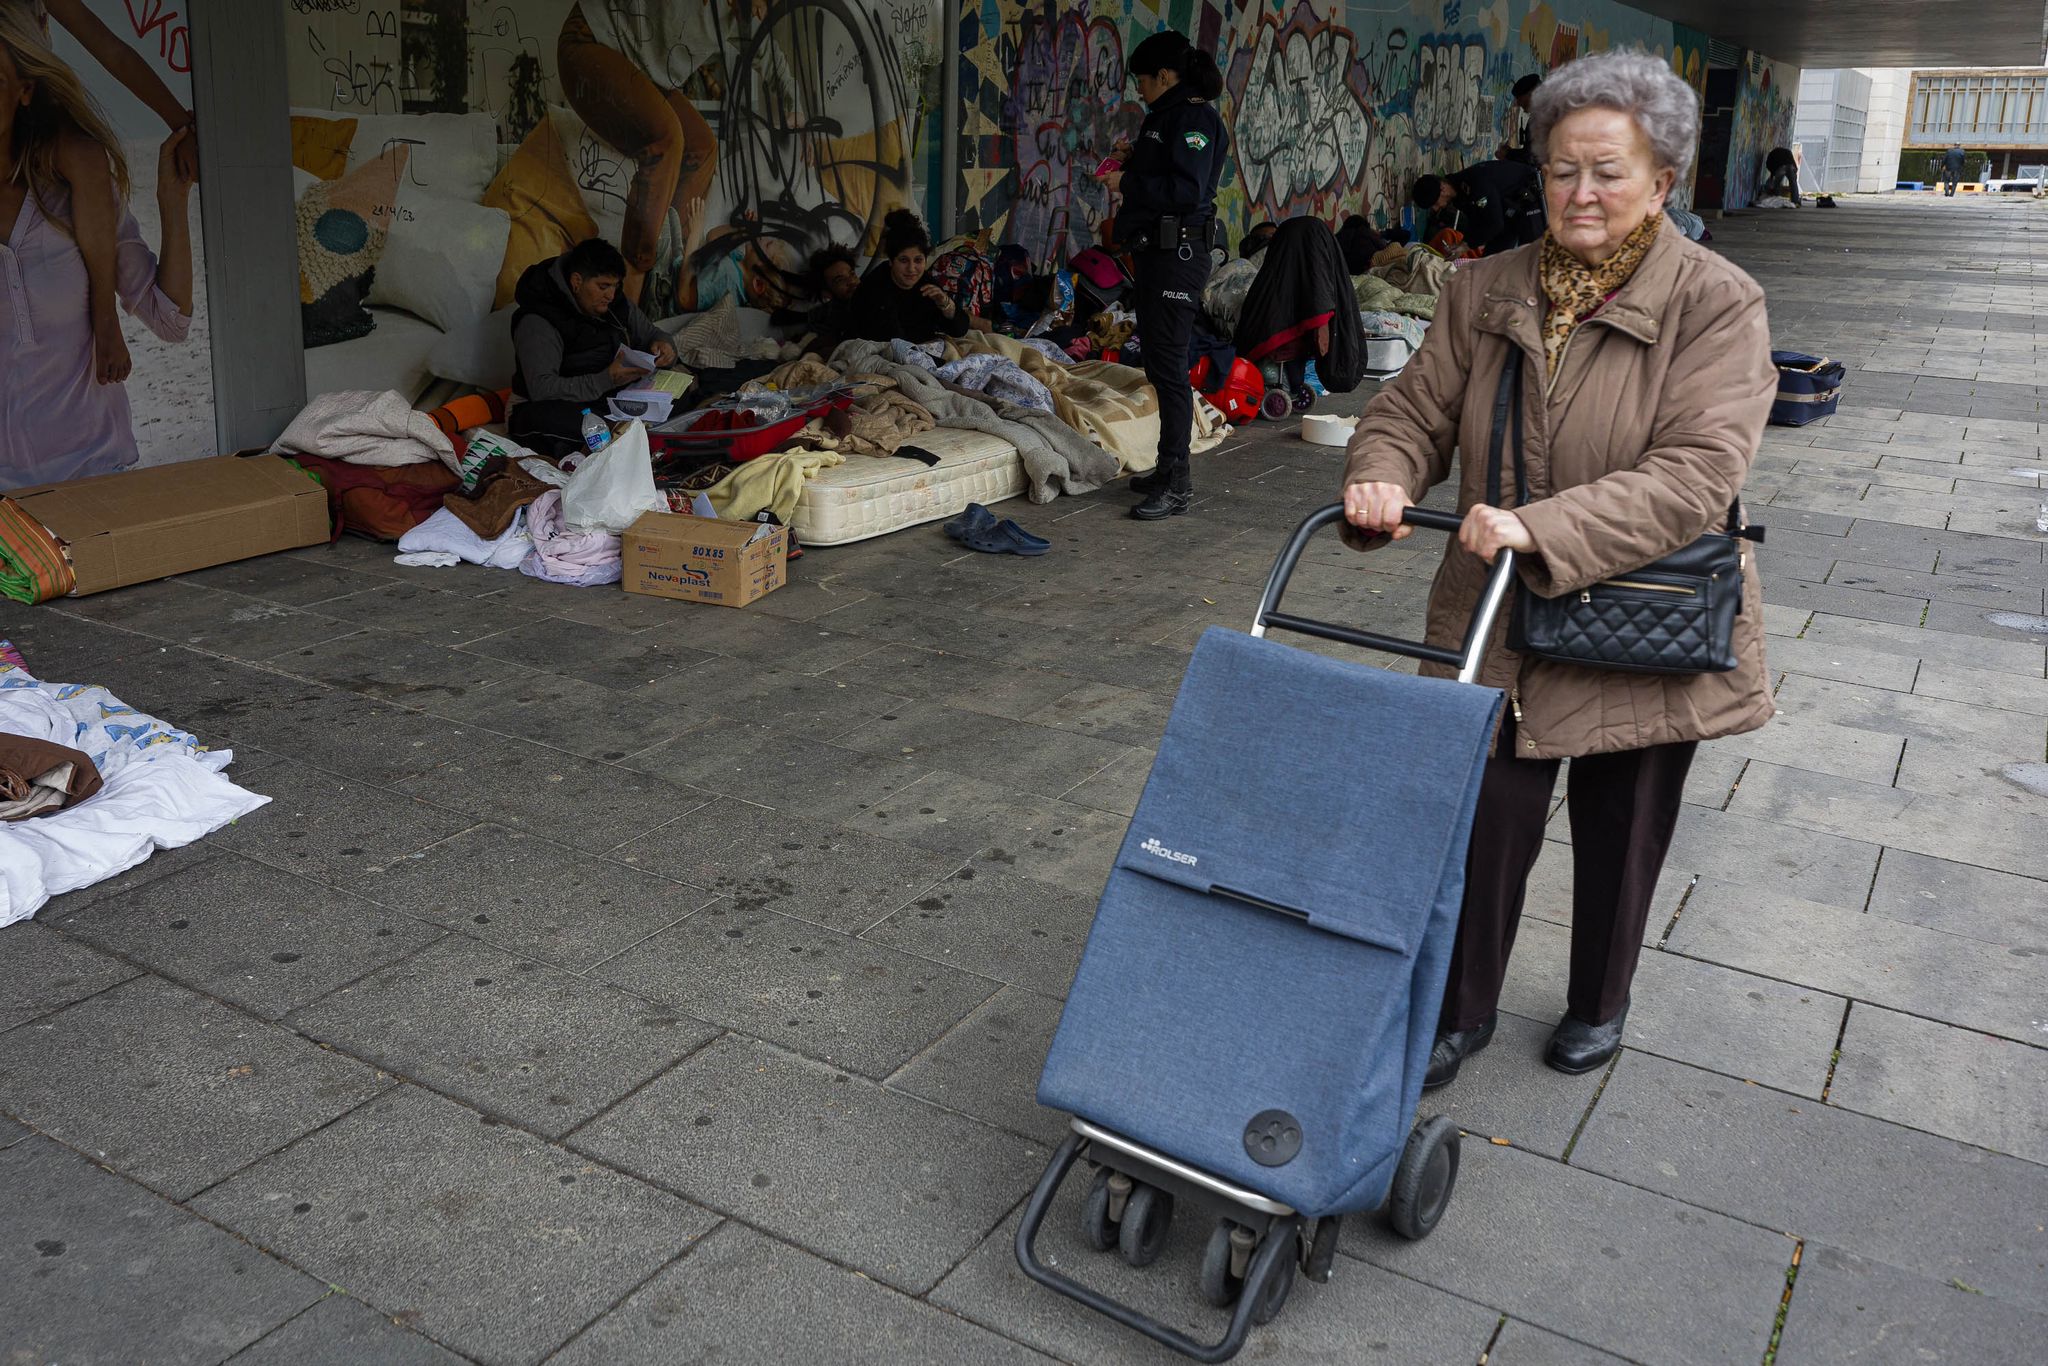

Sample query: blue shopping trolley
[1015,504,1514,1362]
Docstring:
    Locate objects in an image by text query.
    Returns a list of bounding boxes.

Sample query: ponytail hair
[1128,31,1222,100]
[879,208,931,260]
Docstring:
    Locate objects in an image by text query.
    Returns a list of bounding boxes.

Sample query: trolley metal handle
[1250,504,1515,686]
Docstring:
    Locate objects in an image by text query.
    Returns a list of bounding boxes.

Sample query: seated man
[508,237,676,456]
[1410,160,1545,257]
[773,244,861,354]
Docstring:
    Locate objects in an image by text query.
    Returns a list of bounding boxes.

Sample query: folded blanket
[0,497,74,605]
[398,506,533,569]
[1368,244,1454,301]
[295,453,459,541]
[0,732,103,821]
[271,389,460,472]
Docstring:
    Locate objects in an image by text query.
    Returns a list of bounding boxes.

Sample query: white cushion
[426,303,519,389]
[367,193,512,332]
[293,108,502,203]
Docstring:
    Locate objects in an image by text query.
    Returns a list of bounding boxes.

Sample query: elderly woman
[1,13,195,489]
[1341,48,1776,1086]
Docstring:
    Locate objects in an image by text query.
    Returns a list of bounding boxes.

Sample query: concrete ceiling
[1622,0,2048,68]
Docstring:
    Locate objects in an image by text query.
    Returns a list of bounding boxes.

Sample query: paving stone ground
[4,194,2046,1365]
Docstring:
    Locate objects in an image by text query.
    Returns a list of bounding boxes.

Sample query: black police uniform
[1116,82,1228,498]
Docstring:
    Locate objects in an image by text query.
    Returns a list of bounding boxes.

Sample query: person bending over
[508,237,676,455]
[1411,159,1545,257]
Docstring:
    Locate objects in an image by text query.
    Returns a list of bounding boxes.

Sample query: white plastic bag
[561,420,665,533]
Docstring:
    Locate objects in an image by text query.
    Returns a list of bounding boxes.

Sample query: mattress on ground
[793,427,1026,547]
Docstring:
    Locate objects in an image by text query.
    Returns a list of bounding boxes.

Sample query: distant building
[1904,67,2048,181]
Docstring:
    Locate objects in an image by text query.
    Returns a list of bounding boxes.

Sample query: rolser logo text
[1141,837,1198,866]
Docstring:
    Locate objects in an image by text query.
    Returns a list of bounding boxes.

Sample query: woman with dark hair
[1098,30,1228,520]
[847,209,968,344]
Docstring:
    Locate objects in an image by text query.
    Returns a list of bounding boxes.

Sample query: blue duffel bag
[1770,350,1845,426]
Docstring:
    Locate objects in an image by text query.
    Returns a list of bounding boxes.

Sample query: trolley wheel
[1388,1115,1461,1241]
[1198,1220,1239,1307]
[1250,1235,1299,1326]
[1116,1183,1174,1268]
[1260,388,1293,421]
[1082,1166,1117,1251]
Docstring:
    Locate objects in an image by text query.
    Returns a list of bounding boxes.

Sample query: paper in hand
[615,344,660,372]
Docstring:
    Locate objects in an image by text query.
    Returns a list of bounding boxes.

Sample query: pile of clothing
[1,646,268,925]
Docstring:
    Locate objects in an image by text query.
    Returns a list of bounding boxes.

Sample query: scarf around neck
[1538,213,1663,379]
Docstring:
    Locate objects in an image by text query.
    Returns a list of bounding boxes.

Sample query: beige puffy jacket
[1342,218,1777,760]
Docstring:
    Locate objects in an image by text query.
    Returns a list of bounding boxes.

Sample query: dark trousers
[1440,713,1696,1033]
[1134,248,1212,484]
[510,398,599,459]
[1942,167,1960,195]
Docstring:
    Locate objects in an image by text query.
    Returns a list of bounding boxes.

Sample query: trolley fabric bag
[1037,625,1502,1219]
[1769,351,1844,426]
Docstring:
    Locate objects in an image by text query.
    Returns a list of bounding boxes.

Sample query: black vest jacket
[510,258,630,398]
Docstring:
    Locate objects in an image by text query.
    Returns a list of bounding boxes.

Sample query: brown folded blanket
[443,462,550,539]
[0,733,103,822]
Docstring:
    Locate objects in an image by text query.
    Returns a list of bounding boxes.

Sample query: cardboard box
[622,512,787,608]
[10,454,330,596]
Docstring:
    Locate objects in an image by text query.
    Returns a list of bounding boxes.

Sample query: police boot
[1131,465,1192,520]
[1128,467,1171,496]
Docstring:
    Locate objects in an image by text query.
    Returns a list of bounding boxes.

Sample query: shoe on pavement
[1422,1014,1497,1091]
[1130,487,1192,520]
[1546,1006,1627,1075]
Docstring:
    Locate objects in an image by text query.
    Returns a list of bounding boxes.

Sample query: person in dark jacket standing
[847,209,969,344]
[1411,159,1545,256]
[1099,30,1229,520]
[1942,145,1966,196]
[1497,73,1542,164]
[509,237,675,454]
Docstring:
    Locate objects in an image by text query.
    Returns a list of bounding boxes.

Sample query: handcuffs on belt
[1129,214,1221,260]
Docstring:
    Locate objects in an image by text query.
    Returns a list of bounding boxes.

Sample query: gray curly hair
[1528,48,1701,178]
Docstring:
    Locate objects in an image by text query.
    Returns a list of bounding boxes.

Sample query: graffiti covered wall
[284,0,943,397]
[1725,50,1799,209]
[956,0,1774,267]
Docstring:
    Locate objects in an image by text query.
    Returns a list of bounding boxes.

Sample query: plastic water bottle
[580,409,611,455]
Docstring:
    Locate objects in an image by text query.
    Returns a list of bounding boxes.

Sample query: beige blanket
[952,333,1227,473]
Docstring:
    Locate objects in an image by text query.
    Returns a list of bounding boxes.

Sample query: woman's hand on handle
[1458,503,1534,564]
[1343,481,1415,540]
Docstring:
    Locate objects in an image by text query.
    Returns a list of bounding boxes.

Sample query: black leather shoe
[1130,487,1192,520]
[1422,1014,1496,1091]
[1128,468,1170,496]
[1547,1007,1627,1075]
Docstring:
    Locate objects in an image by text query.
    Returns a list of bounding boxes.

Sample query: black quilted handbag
[1485,350,1761,675]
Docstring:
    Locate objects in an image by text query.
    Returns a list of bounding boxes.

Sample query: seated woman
[847,209,968,344]
[507,236,676,457]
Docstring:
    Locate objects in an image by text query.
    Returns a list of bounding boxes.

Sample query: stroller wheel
[1117,1183,1174,1268]
[1259,389,1293,422]
[1251,1238,1299,1326]
[1082,1166,1118,1251]
[1388,1115,1461,1241]
[1198,1221,1239,1307]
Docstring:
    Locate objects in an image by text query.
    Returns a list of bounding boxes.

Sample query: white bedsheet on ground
[0,664,268,927]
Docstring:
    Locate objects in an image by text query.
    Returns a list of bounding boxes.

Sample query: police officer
[1099,31,1228,520]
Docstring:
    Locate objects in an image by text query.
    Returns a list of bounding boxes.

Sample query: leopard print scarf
[1538,213,1663,379]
